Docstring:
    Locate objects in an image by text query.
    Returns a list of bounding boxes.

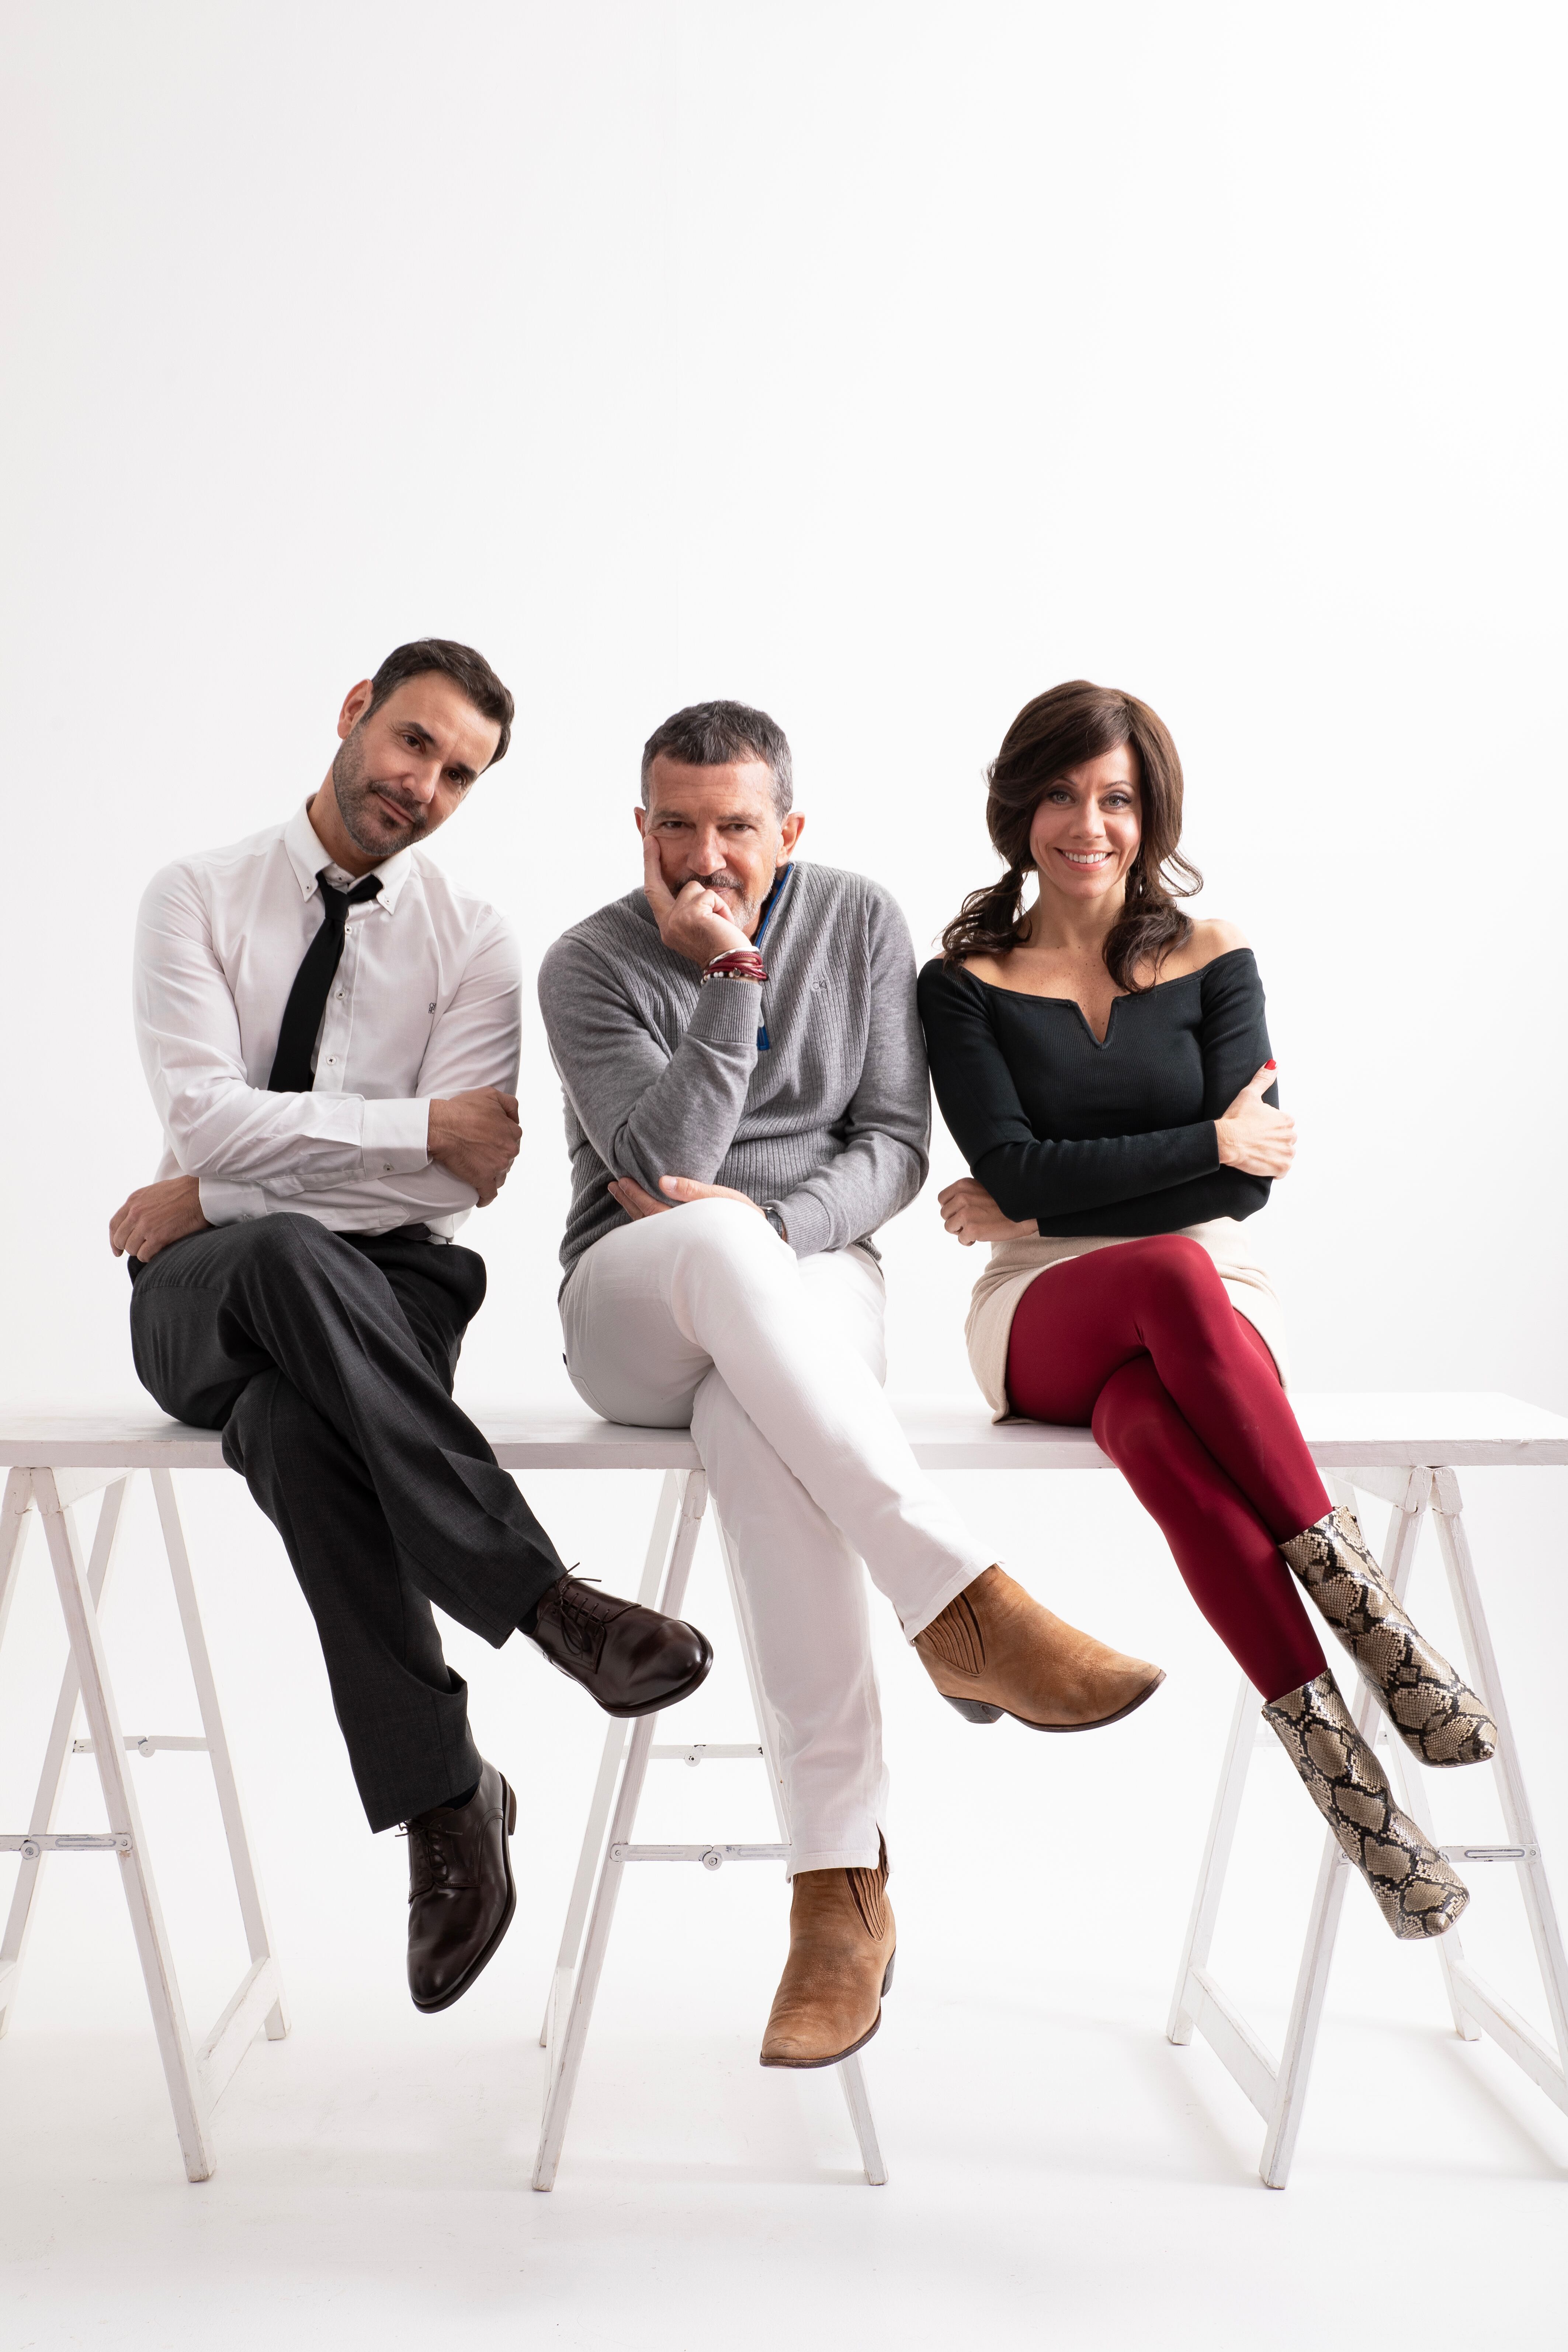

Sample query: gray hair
[640,699,793,820]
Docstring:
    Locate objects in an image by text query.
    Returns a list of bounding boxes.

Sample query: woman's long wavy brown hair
[940,679,1202,992]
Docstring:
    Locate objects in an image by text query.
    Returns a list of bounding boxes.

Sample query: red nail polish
[1265,1059,1277,1070]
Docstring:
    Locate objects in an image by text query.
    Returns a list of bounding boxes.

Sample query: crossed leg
[1005,1233,1329,1702]
[562,1199,992,1868]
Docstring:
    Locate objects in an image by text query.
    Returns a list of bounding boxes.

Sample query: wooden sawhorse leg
[0,1466,287,2182]
[533,1468,887,2191]
[1167,1464,1568,2186]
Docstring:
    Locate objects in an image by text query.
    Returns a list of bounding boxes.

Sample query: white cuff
[197,1178,270,1226]
[360,1097,431,1177]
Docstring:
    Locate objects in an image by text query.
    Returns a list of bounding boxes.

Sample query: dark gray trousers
[129,1213,566,1830]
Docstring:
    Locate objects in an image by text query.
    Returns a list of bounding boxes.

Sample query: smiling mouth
[370,788,421,828]
[1059,849,1113,867]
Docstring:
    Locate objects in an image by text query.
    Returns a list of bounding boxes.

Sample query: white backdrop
[1,8,1565,2348]
[1,0,1564,1416]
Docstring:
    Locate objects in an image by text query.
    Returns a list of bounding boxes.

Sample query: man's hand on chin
[641,835,754,967]
[607,1174,780,1233]
[109,1176,210,1262]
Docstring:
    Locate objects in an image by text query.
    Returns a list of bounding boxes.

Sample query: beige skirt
[965,1218,1290,1421]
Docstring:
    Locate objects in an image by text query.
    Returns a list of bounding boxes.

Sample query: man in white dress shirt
[111,640,711,2014]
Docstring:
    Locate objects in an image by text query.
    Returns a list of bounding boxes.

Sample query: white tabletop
[2,1392,1565,1472]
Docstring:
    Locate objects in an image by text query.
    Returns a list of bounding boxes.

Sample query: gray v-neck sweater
[537,862,930,1274]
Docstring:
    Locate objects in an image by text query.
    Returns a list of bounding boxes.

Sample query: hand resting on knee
[108,1174,210,1261]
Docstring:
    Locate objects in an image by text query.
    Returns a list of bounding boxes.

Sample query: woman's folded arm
[919,951,1275,1232]
[973,1123,1221,1224]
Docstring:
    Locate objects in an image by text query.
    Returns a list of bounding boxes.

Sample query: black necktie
[267,871,382,1092]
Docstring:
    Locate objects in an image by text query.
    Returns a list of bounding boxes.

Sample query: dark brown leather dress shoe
[530,1575,713,1717]
[406,1757,517,2013]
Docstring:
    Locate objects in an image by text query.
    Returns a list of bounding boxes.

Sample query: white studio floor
[3,1450,1566,2350]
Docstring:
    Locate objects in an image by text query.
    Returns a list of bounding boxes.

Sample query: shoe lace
[398,1816,453,1901]
[555,1573,626,1633]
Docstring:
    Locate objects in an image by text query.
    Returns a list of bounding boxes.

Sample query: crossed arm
[540,856,929,1251]
[920,956,1298,1247]
[935,1064,1296,1243]
[108,1091,523,1260]
[111,870,527,1260]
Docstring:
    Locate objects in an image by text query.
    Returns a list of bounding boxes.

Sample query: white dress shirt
[133,800,521,1238]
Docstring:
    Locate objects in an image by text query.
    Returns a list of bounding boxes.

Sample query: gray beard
[330,729,434,856]
[693,870,763,932]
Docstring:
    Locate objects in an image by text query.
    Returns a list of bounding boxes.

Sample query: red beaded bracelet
[701,949,767,986]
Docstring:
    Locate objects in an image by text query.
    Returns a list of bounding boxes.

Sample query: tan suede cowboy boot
[912,1566,1164,1731]
[760,1837,895,2068]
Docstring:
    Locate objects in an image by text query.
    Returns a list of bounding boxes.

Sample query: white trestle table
[1,1392,1563,2190]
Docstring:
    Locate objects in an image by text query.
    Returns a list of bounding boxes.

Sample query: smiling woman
[940,680,1201,993]
[918,679,1496,1945]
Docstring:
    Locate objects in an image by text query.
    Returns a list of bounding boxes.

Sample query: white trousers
[560,1200,992,1872]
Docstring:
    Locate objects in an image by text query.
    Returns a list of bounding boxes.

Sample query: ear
[634,806,648,837]
[337,679,374,742]
[779,812,805,857]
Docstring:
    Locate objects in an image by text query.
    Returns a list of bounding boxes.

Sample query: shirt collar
[283,798,416,912]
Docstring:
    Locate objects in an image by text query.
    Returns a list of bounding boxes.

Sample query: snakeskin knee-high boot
[1280,1506,1496,1767]
[1263,1670,1469,1939]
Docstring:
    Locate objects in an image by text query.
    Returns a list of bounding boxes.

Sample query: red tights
[1005,1236,1330,1702]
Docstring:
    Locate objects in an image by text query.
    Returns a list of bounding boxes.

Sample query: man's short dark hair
[365,639,515,768]
[641,699,792,818]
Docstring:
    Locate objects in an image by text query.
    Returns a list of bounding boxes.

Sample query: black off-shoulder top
[916,946,1278,1238]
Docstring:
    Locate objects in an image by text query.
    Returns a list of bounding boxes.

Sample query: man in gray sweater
[538,701,1160,2071]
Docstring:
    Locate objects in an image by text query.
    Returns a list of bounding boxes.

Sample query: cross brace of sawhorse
[533,1466,887,2191]
[1168,1462,1568,2187]
[0,1465,287,2182]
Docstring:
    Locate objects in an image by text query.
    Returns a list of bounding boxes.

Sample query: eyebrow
[654,807,759,822]
[397,717,479,784]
